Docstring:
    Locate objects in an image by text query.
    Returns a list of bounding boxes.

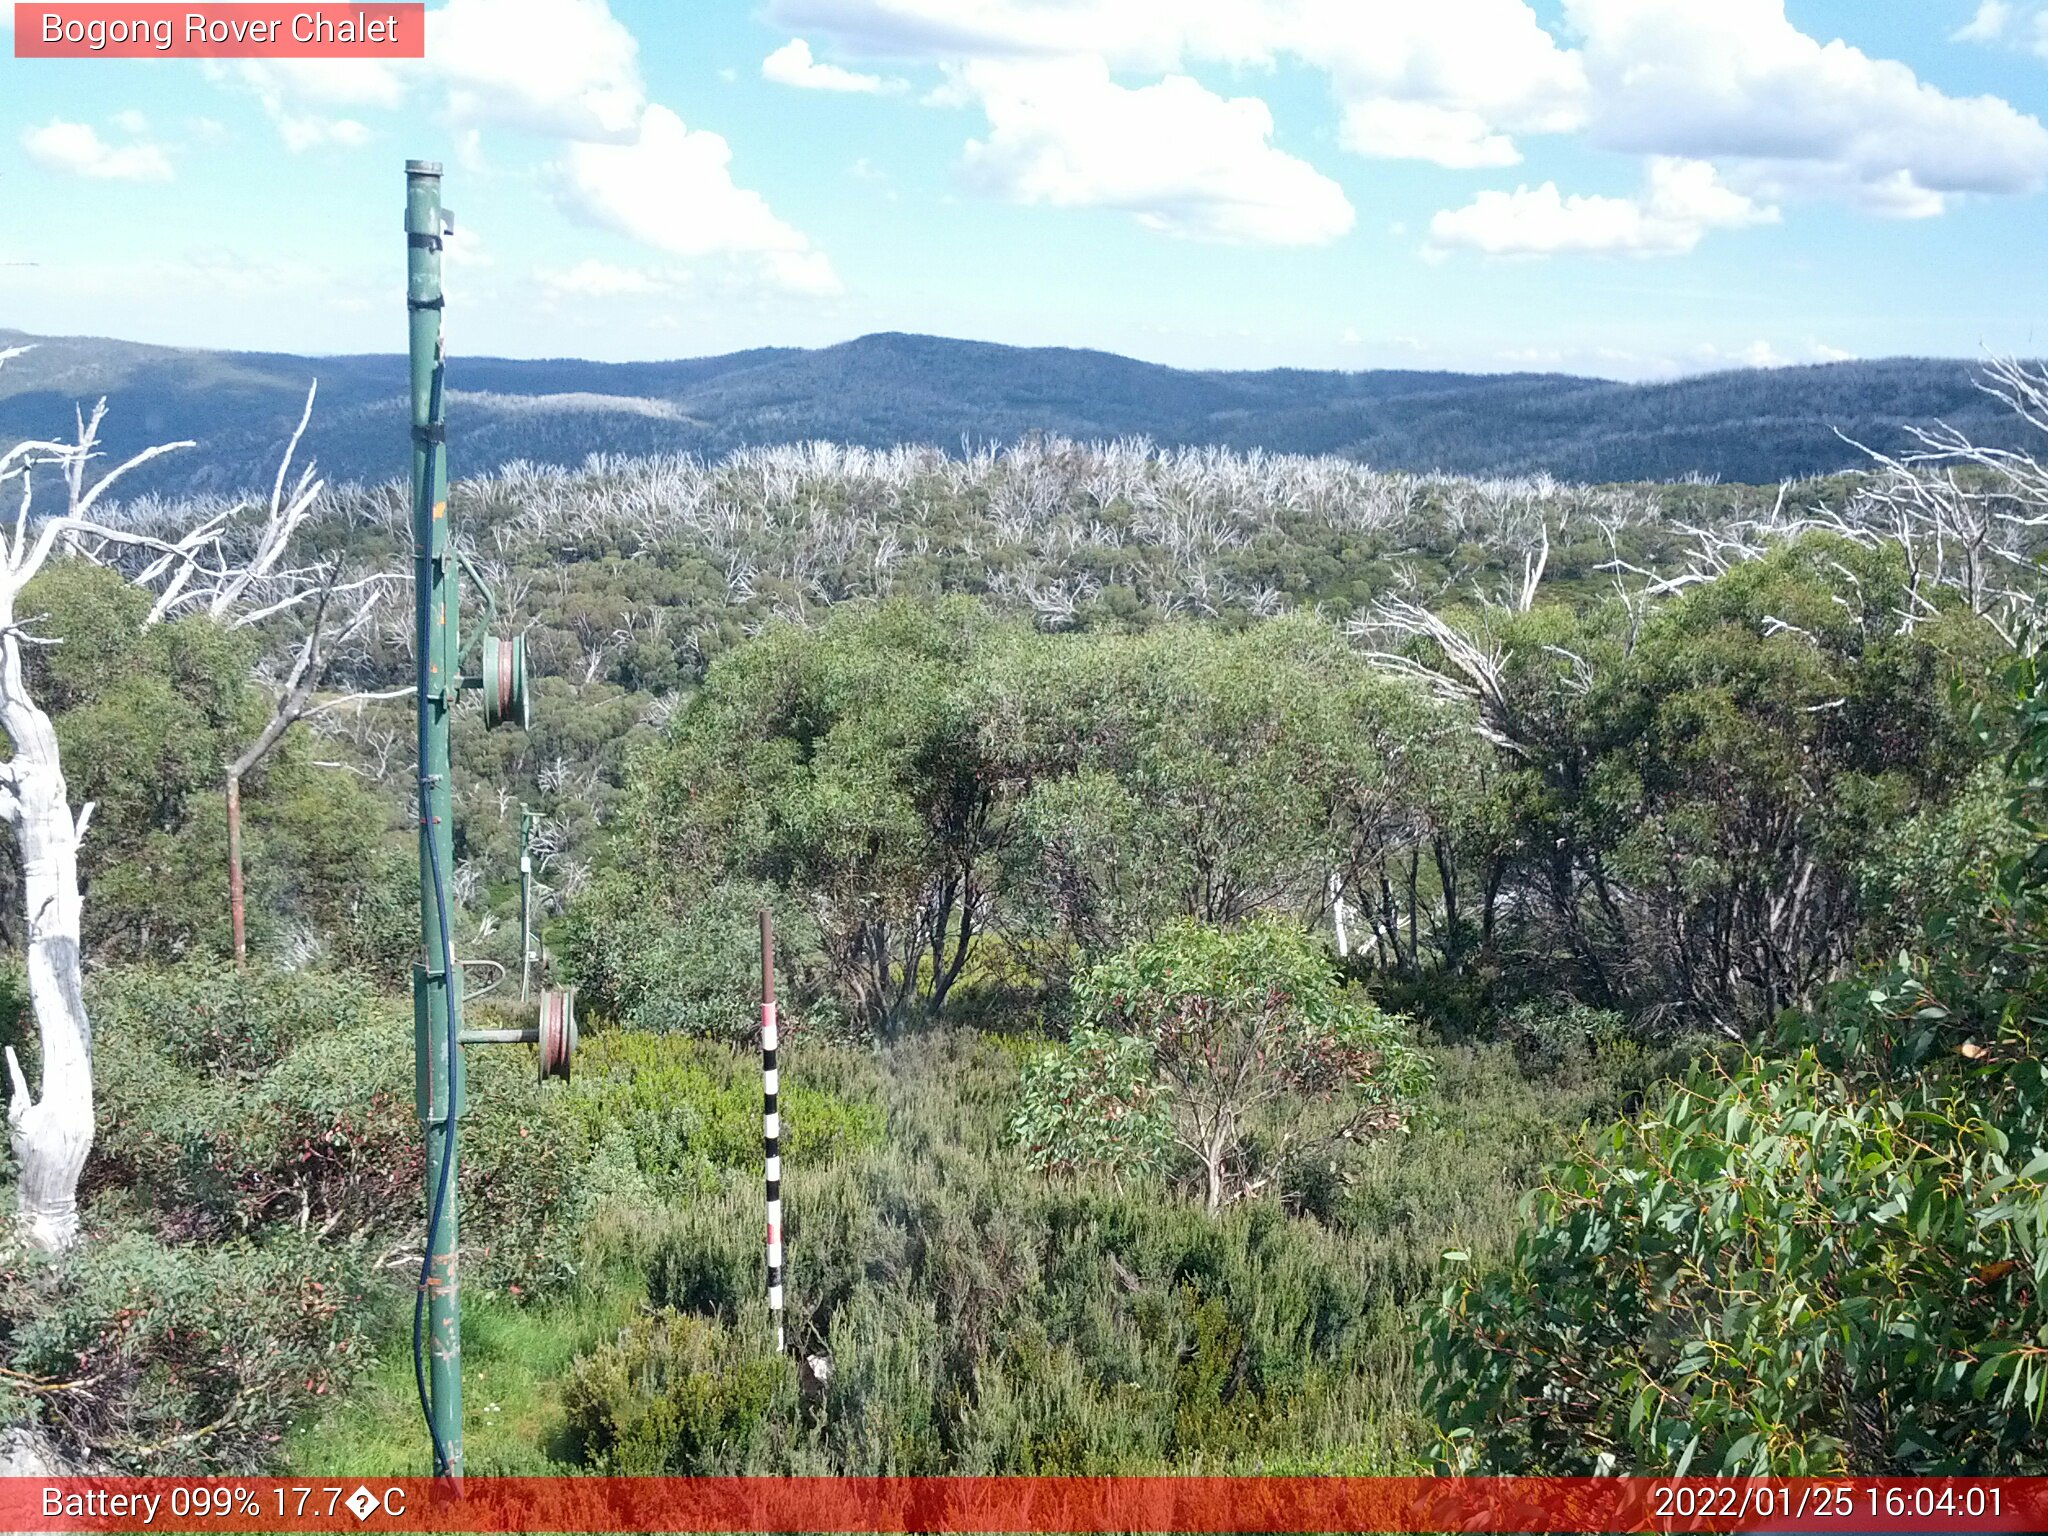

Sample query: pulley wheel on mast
[537,986,577,1082]
[480,632,530,731]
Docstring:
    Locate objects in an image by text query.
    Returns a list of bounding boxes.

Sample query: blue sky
[4,0,2048,378]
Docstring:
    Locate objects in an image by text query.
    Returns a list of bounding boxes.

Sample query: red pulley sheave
[481,633,529,731]
[537,986,576,1081]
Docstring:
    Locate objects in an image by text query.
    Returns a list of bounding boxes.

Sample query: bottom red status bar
[5,1477,2045,1533]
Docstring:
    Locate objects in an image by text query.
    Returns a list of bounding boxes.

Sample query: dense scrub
[557,1029,1658,1476]
[0,964,887,1470]
[0,565,393,964]
[1422,655,2048,1472]
[0,407,2042,1474]
[1017,920,1431,1213]
[572,603,1474,1036]
[573,539,1993,1044]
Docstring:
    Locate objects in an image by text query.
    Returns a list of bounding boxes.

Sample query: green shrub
[87,973,416,1246]
[562,1307,787,1473]
[566,1031,882,1192]
[1063,918,1431,1212]
[1335,1039,1667,1307]
[811,1285,949,1472]
[329,845,423,989]
[603,1053,1435,1476]
[558,1009,1661,1479]
[89,962,373,1077]
[1421,1035,2048,1474]
[561,875,829,1042]
[88,962,592,1294]
[4,563,389,968]
[1420,651,2048,1475]
[646,1184,759,1323]
[458,1047,596,1295]
[1495,998,1630,1069]
[1012,1024,1169,1183]
[0,1230,370,1473]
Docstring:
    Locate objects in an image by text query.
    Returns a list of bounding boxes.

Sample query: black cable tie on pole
[412,423,447,444]
[407,232,444,250]
[407,295,445,311]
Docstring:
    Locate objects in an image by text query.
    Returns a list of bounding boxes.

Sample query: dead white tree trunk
[0,371,206,1250]
[0,351,334,1249]
[0,651,93,1251]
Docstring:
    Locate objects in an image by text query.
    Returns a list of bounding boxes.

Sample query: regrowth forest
[0,344,2046,1477]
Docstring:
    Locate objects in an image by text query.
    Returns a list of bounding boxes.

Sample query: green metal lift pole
[406,158,464,1481]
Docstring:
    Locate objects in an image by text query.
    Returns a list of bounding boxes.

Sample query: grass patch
[288,1275,644,1476]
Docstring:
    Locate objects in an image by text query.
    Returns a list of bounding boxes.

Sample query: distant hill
[0,328,2030,497]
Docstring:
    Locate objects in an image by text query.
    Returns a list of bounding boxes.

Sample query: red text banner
[13,5,426,58]
[1,1477,2045,1533]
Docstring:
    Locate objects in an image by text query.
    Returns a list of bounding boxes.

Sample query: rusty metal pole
[226,773,247,967]
[519,807,539,1002]
[761,909,784,1354]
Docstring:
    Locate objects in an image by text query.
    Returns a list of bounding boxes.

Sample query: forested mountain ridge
[0,327,2029,495]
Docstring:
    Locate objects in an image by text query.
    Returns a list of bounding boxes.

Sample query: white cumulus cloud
[210,0,644,148]
[442,225,494,269]
[779,0,2048,229]
[196,1,841,303]
[1964,2,2048,61]
[774,0,1581,168]
[954,56,1353,245]
[268,110,375,151]
[1563,0,2048,214]
[553,106,842,295]
[1427,156,1776,257]
[21,119,173,182]
[1953,2,2013,42]
[763,38,903,93]
[209,59,400,150]
[229,58,407,111]
[429,0,645,141]
[1284,0,1588,169]
[1691,338,1852,370]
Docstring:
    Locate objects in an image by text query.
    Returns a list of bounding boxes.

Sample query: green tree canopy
[1424,535,2000,1034]
[581,601,1475,1036]
[1420,647,2048,1474]
[597,597,1015,1035]
[1,561,389,962]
